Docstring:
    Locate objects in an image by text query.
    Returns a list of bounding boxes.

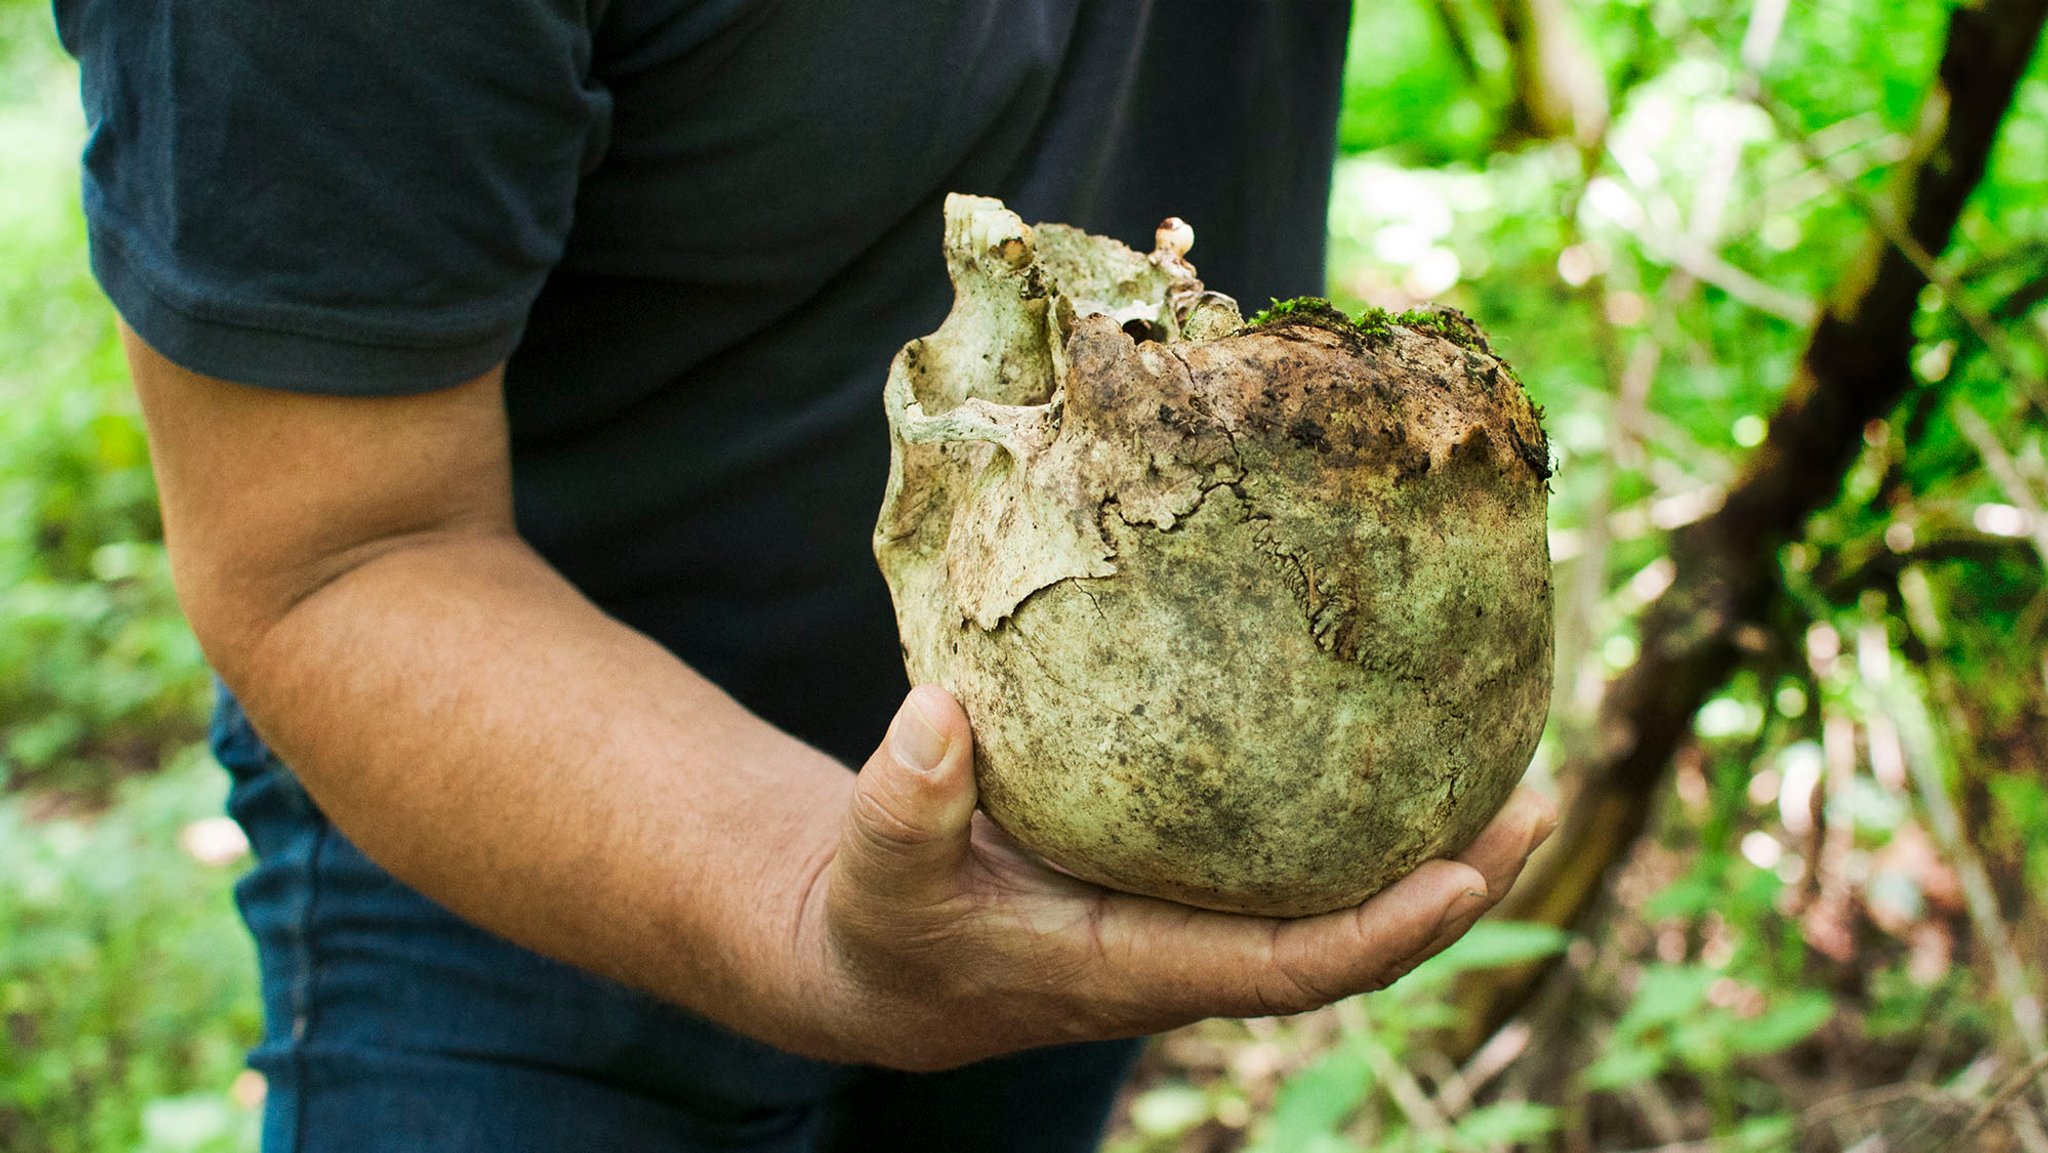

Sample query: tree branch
[1742,76,2048,420]
[1448,0,2048,1053]
[1490,0,1609,149]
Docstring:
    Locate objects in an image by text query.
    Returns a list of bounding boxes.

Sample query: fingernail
[892,692,951,773]
[1434,888,1489,938]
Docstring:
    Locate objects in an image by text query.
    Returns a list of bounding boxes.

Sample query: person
[56,2,1557,1149]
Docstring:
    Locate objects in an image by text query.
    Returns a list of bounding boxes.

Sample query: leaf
[1126,1082,1210,1138]
[1405,921,1573,986]
[1584,1041,1665,1091]
[1614,964,1715,1036]
[1454,1101,1562,1146]
[1730,1112,1799,1152]
[1265,1044,1374,1150]
[1643,873,1719,921]
[1728,991,1834,1056]
[1670,1017,1736,1075]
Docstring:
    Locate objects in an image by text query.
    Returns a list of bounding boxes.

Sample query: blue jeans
[213,692,1140,1152]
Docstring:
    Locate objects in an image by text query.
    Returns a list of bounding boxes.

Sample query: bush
[0,751,261,1153]
[0,7,258,1150]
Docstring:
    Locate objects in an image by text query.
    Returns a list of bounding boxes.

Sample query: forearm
[224,529,854,1054]
[124,337,1554,1074]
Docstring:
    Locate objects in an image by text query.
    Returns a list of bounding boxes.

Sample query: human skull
[874,195,1553,917]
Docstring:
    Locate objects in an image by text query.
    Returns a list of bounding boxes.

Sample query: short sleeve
[56,0,611,394]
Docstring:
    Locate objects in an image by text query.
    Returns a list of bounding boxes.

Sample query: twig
[1882,583,2048,1119]
[1428,0,1486,84]
[1801,1081,1959,1129]
[1651,243,1818,326]
[1827,1082,2048,1153]
[1647,1,1815,330]
[1551,164,1634,738]
[1447,0,2048,1056]
[1548,486,1729,562]
[1958,1052,2048,1147]
[1626,1075,1689,1145]
[1758,129,1913,221]
[1555,0,1785,732]
[1433,1021,1534,1117]
[1994,266,2048,323]
[1492,0,1609,148]
[1738,70,2048,419]
[1952,403,2048,571]
[1367,1040,1477,1152]
[1738,0,1790,70]
[1338,1000,1480,1152]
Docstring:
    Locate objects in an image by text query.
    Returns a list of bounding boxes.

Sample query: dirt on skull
[874,194,1553,918]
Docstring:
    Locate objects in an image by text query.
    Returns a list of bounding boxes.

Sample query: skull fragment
[874,194,1553,917]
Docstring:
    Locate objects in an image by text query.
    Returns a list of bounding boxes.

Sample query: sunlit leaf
[1264,1044,1373,1149]
[1584,1042,1664,1091]
[1407,921,1574,987]
[1126,1082,1210,1138]
[1454,1100,1562,1146]
[1615,964,1715,1035]
[1728,991,1834,1056]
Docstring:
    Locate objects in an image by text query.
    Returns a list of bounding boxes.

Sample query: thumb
[839,685,979,900]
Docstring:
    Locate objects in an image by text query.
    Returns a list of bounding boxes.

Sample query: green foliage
[1237,925,1573,1151]
[1261,1046,1375,1151]
[1336,0,1512,163]
[1121,0,2048,1148]
[1110,925,1578,1152]
[1410,920,1574,983]
[0,7,258,1151]
[1583,964,1832,1090]
[0,0,211,795]
[7,0,2048,1148]
[0,752,260,1152]
[1987,772,2048,891]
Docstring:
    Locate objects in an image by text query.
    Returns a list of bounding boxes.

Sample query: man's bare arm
[130,328,859,1051]
[129,325,1557,1070]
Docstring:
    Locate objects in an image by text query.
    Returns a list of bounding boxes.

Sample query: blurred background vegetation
[3,0,2046,1150]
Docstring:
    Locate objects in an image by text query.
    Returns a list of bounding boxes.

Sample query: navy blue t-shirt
[58,0,1349,763]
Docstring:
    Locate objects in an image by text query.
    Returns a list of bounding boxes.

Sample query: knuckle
[1055,995,1130,1043]
[1026,983,1119,1045]
[1250,967,1327,1017]
[1370,955,1422,993]
[849,779,934,851]
[1254,932,1340,1016]
[1252,914,1399,1014]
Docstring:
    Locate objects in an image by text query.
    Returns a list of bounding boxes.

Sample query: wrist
[701,770,870,1063]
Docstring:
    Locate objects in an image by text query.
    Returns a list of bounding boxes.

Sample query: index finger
[1084,856,1487,1029]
